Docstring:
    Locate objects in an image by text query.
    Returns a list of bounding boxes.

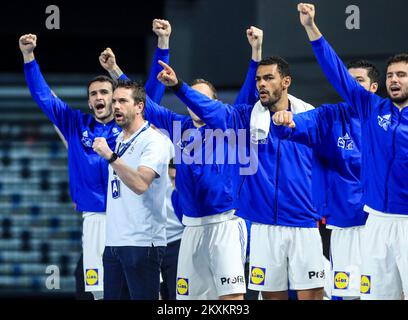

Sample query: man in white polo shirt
[93,80,170,300]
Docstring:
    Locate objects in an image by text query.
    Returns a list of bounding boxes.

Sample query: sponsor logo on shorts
[177,278,189,296]
[334,271,350,290]
[85,269,99,286]
[308,270,325,280]
[220,276,245,286]
[250,267,265,286]
[360,275,371,294]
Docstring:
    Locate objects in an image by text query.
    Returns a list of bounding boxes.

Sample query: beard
[389,90,408,104]
[260,88,283,111]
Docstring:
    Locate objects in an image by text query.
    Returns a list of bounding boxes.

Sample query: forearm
[111,159,150,195]
[304,22,322,41]
[108,66,124,80]
[235,59,259,105]
[23,53,35,64]
[145,47,170,103]
[157,36,169,50]
[251,46,262,62]
[173,82,232,130]
[311,37,369,119]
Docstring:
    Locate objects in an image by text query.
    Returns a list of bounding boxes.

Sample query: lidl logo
[334,271,350,290]
[250,267,265,286]
[86,269,99,286]
[177,278,189,296]
[360,275,371,294]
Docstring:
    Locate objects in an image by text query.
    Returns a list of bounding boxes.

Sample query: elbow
[132,184,149,195]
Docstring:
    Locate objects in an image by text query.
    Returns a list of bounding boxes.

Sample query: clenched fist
[93,137,113,160]
[99,48,117,72]
[247,26,263,50]
[272,110,296,128]
[19,34,37,55]
[298,3,316,27]
[153,19,172,38]
[153,19,172,49]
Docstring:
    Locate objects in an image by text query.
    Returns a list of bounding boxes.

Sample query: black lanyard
[115,123,150,157]
[112,123,150,177]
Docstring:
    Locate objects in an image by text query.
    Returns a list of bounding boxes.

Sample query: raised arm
[234,26,262,105]
[298,3,381,120]
[157,61,247,131]
[20,34,74,137]
[99,19,171,104]
[144,19,171,103]
[144,95,186,138]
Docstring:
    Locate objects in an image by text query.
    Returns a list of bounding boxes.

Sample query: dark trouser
[74,254,94,300]
[103,246,165,300]
[160,239,181,300]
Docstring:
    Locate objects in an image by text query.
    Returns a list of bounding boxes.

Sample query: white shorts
[82,213,106,293]
[330,226,364,298]
[248,224,325,292]
[176,217,247,300]
[360,213,408,300]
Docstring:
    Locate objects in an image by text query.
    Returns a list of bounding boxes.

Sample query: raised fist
[92,137,112,160]
[246,26,263,50]
[298,3,316,27]
[99,48,117,72]
[153,19,172,38]
[19,34,37,55]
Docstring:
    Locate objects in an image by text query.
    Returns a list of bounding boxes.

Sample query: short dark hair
[258,56,291,78]
[386,53,408,68]
[191,78,218,100]
[115,80,146,104]
[347,59,380,84]
[87,75,117,96]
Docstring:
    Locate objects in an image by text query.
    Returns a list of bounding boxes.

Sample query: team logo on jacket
[112,127,120,136]
[177,278,189,296]
[334,271,350,290]
[81,131,93,147]
[337,133,354,150]
[85,269,99,286]
[377,114,391,131]
[250,267,265,285]
[360,275,371,294]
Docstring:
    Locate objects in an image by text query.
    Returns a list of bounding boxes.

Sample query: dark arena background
[0,0,406,301]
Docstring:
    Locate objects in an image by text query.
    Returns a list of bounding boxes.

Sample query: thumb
[289,121,296,128]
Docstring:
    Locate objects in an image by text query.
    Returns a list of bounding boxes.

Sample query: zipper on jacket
[384,111,402,212]
[274,140,282,223]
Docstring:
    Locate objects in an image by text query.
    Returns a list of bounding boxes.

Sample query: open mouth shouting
[114,111,124,122]
[94,101,106,114]
[389,85,402,97]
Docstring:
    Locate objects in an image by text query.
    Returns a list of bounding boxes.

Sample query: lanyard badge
[110,123,150,200]
[111,175,121,199]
